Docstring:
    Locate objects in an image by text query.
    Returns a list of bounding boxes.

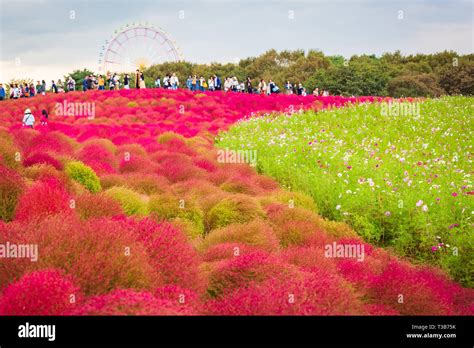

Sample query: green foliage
[64,69,95,91]
[206,195,265,231]
[148,193,205,234]
[141,49,473,97]
[387,74,444,97]
[218,96,474,285]
[105,186,148,216]
[65,161,101,193]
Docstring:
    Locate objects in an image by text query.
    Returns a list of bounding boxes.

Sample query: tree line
[142,49,473,97]
[30,49,474,98]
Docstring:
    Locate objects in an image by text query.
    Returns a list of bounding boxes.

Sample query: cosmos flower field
[0,89,472,315]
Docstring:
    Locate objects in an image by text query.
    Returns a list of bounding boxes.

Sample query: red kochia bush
[0,269,82,315]
[14,177,72,222]
[202,242,263,262]
[71,289,188,315]
[126,218,203,291]
[23,152,63,170]
[206,269,365,315]
[366,260,466,315]
[25,131,75,155]
[207,251,299,298]
[0,214,158,295]
[75,192,124,219]
[155,284,201,314]
[78,143,117,168]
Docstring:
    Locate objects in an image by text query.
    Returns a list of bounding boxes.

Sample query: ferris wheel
[98,22,183,73]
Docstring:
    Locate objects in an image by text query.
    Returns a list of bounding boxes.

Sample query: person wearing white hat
[22,108,35,128]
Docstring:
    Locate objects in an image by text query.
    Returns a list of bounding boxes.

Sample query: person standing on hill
[214,75,222,91]
[35,81,42,95]
[29,83,36,97]
[82,76,88,92]
[246,77,252,94]
[123,74,130,89]
[0,84,5,100]
[67,77,76,92]
[40,109,49,126]
[22,108,35,128]
[169,73,177,90]
[41,80,46,95]
[208,76,215,91]
[51,80,58,93]
[13,84,20,99]
[139,72,146,89]
[98,75,105,90]
[135,69,140,89]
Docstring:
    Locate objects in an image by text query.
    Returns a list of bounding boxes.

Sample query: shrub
[0,165,24,222]
[119,154,157,174]
[75,192,124,219]
[366,260,463,315]
[207,251,298,298]
[207,269,364,315]
[23,152,63,170]
[282,245,337,274]
[99,174,126,189]
[0,136,21,169]
[127,218,203,291]
[157,131,186,144]
[200,219,279,252]
[202,242,263,262]
[206,194,265,231]
[0,269,82,315]
[14,177,72,222]
[220,175,263,195]
[70,289,187,315]
[77,143,117,174]
[148,193,205,234]
[271,191,318,212]
[26,132,75,156]
[0,214,158,295]
[124,173,169,195]
[155,284,201,314]
[65,161,101,193]
[155,156,206,183]
[105,187,148,216]
[266,204,327,247]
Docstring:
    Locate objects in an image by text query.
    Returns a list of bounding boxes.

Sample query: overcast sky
[0,0,472,82]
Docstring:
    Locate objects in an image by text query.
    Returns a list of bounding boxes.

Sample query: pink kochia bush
[70,289,189,315]
[0,269,82,315]
[126,218,203,291]
[14,177,72,221]
[0,89,471,316]
[207,269,365,315]
[23,152,63,170]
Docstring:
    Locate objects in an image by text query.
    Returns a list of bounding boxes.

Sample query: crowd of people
[0,69,330,100]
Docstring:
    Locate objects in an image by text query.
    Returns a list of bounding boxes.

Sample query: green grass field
[218,96,474,285]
